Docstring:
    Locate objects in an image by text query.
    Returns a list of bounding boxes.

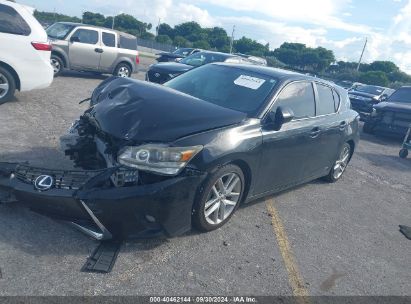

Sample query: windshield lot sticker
[234,75,266,90]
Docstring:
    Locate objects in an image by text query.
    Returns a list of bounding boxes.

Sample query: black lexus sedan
[348,85,394,119]
[0,64,359,240]
[146,51,245,84]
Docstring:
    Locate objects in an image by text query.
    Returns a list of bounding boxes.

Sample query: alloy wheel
[51,58,61,74]
[333,145,351,179]
[204,173,242,225]
[0,73,9,99]
[117,67,130,77]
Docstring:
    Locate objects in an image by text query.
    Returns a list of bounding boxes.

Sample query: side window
[332,90,341,111]
[316,83,336,115]
[71,29,98,45]
[102,32,116,47]
[273,82,315,119]
[0,4,31,36]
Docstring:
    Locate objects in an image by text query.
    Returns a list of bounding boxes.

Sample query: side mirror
[266,107,294,131]
[70,36,80,43]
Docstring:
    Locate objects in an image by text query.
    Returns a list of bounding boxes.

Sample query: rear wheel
[114,63,131,78]
[0,67,16,105]
[323,143,352,183]
[399,148,408,159]
[51,54,63,76]
[193,164,245,232]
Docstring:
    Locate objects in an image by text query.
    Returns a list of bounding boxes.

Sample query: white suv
[0,0,54,104]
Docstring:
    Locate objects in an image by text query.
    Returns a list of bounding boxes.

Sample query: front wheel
[193,164,245,232]
[323,143,352,183]
[114,63,131,78]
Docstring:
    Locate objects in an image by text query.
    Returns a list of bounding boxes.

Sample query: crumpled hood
[150,62,193,74]
[86,77,246,143]
[349,90,377,98]
[374,101,411,113]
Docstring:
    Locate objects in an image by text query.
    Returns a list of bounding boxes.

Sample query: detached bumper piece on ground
[0,162,204,240]
[82,240,123,273]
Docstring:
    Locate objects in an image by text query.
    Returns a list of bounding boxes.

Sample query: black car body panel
[0,64,360,240]
[348,87,392,119]
[86,77,247,142]
[365,87,411,136]
[146,62,193,83]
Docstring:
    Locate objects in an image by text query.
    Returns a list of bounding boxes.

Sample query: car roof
[54,22,136,39]
[212,62,327,82]
[194,51,236,58]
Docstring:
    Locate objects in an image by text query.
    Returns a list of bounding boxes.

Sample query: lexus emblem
[34,175,54,191]
[154,72,160,78]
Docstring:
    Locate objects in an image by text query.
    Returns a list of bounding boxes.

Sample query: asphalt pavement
[0,57,409,296]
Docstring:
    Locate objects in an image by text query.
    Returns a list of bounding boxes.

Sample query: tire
[363,122,374,134]
[113,63,131,78]
[0,66,16,105]
[192,164,245,232]
[399,149,408,159]
[323,143,352,183]
[50,54,63,76]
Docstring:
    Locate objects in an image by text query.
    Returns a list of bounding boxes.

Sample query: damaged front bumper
[0,162,205,240]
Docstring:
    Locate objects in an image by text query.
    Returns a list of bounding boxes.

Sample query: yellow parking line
[266,198,310,300]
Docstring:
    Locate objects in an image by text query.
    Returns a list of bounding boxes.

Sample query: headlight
[118,144,203,175]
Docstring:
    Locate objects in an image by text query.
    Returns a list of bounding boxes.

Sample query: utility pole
[229,25,235,54]
[357,37,368,71]
[156,18,161,37]
[112,15,115,29]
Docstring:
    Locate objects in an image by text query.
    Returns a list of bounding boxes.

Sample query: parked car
[156,48,201,63]
[146,51,253,84]
[0,64,359,239]
[46,22,139,77]
[348,84,395,120]
[336,80,354,90]
[0,0,53,104]
[363,86,411,136]
[234,53,267,66]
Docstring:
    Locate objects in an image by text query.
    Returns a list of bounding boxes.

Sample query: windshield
[388,87,411,103]
[173,48,193,56]
[355,85,385,96]
[164,64,278,116]
[46,23,75,39]
[180,52,230,67]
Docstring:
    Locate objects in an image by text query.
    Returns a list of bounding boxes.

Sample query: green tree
[206,27,230,50]
[158,23,175,38]
[367,61,399,74]
[174,22,203,41]
[359,71,390,87]
[234,36,268,56]
[156,34,173,45]
[173,36,192,47]
[34,10,81,25]
[193,40,210,49]
[83,12,106,26]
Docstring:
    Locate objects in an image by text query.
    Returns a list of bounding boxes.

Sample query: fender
[51,46,70,69]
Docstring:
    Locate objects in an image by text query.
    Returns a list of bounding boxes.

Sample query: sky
[20,0,411,73]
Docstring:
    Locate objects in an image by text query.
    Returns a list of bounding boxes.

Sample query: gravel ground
[0,57,410,296]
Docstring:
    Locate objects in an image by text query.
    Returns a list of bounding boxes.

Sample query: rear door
[311,82,346,176]
[99,31,117,72]
[67,27,101,71]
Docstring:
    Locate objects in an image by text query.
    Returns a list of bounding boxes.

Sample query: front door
[256,81,320,195]
[68,28,101,71]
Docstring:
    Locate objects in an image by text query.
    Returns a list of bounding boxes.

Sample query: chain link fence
[137,38,176,53]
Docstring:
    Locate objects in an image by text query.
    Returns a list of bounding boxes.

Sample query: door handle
[310,127,321,138]
[94,48,104,53]
[339,121,347,130]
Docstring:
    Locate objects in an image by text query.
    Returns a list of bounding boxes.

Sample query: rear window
[316,83,336,115]
[102,32,116,47]
[0,4,31,36]
[388,87,411,103]
[120,35,137,50]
